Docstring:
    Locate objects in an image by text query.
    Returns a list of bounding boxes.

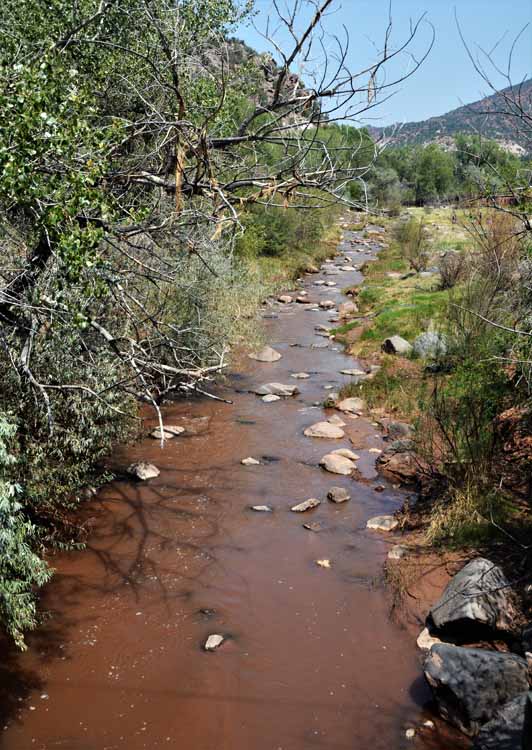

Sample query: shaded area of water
[0,230,468,749]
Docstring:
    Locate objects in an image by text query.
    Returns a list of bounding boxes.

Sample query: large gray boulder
[524,693,532,750]
[474,693,532,750]
[424,644,529,736]
[413,331,447,359]
[381,335,413,356]
[428,558,516,637]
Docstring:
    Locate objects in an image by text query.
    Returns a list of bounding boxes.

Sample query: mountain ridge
[368,79,532,154]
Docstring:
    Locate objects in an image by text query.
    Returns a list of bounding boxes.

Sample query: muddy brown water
[0,230,468,750]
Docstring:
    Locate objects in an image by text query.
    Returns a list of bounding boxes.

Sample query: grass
[339,356,425,419]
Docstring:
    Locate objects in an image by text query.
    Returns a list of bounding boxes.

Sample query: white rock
[320,453,356,475]
[336,397,366,414]
[241,457,260,466]
[251,505,273,512]
[416,627,443,652]
[291,498,321,512]
[324,281,337,286]
[331,448,360,460]
[366,515,399,532]
[127,462,160,481]
[327,415,346,426]
[248,345,282,363]
[262,394,281,402]
[405,728,415,740]
[278,295,293,304]
[304,421,345,439]
[204,634,224,651]
[340,265,356,271]
[316,559,331,569]
[291,372,310,379]
[319,300,336,310]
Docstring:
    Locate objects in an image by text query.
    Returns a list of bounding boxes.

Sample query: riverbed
[0,226,465,749]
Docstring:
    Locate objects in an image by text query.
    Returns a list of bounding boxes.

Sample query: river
[0,225,466,749]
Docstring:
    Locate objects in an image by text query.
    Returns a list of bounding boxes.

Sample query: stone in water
[291,498,321,512]
[204,634,224,651]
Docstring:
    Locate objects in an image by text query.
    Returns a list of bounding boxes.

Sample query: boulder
[304,421,345,439]
[366,515,399,532]
[277,295,293,304]
[127,462,160,481]
[377,451,419,483]
[254,383,299,397]
[248,345,282,363]
[327,415,346,426]
[336,397,366,414]
[327,487,351,503]
[413,332,447,359]
[304,264,319,274]
[319,453,356,475]
[474,693,531,750]
[319,300,336,310]
[524,694,532,750]
[428,558,516,637]
[386,421,415,439]
[424,644,529,736]
[381,335,413,356]
[296,295,311,304]
[522,623,532,654]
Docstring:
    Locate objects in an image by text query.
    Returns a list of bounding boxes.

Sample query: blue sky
[237,0,532,126]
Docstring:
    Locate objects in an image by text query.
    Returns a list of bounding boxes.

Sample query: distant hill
[369,79,532,155]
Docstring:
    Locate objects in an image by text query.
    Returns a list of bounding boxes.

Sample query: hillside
[369,79,532,154]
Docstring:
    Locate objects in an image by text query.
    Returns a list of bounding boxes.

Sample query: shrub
[438,251,467,289]
[0,415,51,649]
[393,216,429,272]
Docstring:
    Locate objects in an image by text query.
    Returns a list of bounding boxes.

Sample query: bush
[393,216,429,272]
[0,415,51,649]
[438,251,467,289]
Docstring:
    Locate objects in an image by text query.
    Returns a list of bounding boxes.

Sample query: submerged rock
[428,558,516,637]
[291,372,310,379]
[424,644,529,736]
[127,462,160,481]
[248,345,282,363]
[304,421,345,439]
[388,544,409,561]
[151,425,185,439]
